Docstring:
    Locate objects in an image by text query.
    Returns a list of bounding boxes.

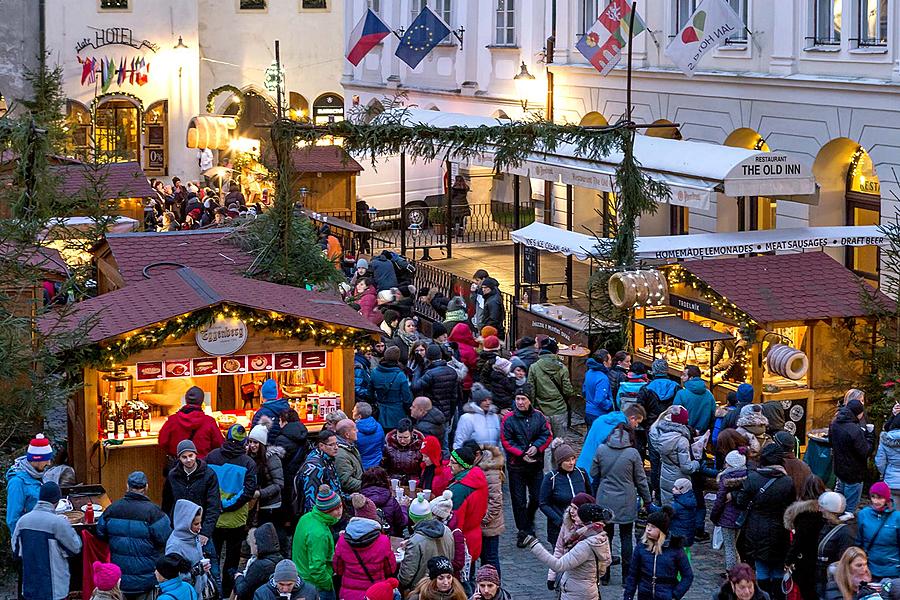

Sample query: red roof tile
[54,161,154,199]
[680,252,890,323]
[291,146,363,173]
[41,266,380,344]
[100,229,254,286]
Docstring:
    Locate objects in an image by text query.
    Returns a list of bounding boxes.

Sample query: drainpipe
[39,0,46,71]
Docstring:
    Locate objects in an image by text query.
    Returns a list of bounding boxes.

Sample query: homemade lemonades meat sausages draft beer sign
[196,317,248,356]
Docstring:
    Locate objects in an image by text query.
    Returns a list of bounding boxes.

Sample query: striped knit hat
[315,485,341,512]
[226,424,247,443]
[27,434,53,463]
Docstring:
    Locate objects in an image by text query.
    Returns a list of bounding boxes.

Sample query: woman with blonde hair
[623,506,693,600]
[408,556,468,600]
[824,546,871,600]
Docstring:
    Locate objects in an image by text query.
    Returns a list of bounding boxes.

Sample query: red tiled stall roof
[291,146,363,174]
[40,266,380,344]
[0,244,69,279]
[679,252,890,323]
[54,161,154,199]
[101,229,254,286]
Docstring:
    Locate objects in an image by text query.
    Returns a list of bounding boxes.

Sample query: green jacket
[292,508,338,591]
[334,440,363,493]
[527,353,576,417]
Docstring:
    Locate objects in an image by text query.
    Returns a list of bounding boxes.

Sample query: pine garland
[206,85,244,123]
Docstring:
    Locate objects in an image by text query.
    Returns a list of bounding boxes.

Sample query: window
[495,0,515,46]
[239,0,266,8]
[367,0,380,14]
[434,0,452,24]
[99,0,128,8]
[858,0,887,46]
[300,0,327,8]
[410,0,426,21]
[580,0,600,35]
[675,0,697,31]
[813,0,842,45]
[724,0,748,44]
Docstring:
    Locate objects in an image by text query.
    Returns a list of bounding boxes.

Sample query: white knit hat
[408,492,432,523]
[248,424,268,445]
[429,490,454,521]
[725,450,746,469]
[818,491,846,514]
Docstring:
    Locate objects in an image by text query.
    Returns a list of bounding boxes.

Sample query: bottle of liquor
[142,403,152,434]
[114,404,124,440]
[133,402,143,434]
[124,403,135,437]
[101,396,114,439]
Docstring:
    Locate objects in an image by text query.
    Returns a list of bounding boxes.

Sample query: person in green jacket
[527,337,576,446]
[292,485,343,600]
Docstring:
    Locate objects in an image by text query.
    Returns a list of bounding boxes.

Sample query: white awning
[510,222,599,261]
[389,108,819,208]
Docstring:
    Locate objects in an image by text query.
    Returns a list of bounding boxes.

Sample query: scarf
[12,456,44,481]
[397,329,418,346]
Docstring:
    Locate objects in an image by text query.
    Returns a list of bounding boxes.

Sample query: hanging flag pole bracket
[392,28,405,41]
[451,26,465,50]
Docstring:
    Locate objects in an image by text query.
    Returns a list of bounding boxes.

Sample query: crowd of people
[144,176,267,232]
[11,259,900,600]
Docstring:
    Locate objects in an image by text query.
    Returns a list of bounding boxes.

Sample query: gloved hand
[547,580,556,591]
[521,534,539,549]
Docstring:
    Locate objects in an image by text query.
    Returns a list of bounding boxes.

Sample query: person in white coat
[453,384,500,449]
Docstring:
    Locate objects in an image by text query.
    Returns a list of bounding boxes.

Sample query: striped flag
[576,0,646,76]
[347,9,392,66]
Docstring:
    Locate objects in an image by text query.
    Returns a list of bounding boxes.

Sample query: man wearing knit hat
[829,395,873,512]
[292,485,343,599]
[527,336,576,445]
[398,492,456,592]
[6,433,54,535]
[479,277,505,338]
[474,564,510,600]
[252,379,290,440]
[158,386,223,460]
[447,442,489,563]
[253,559,317,600]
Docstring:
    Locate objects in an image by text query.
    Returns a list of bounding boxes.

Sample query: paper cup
[391,478,400,490]
[409,479,418,493]
[423,489,432,500]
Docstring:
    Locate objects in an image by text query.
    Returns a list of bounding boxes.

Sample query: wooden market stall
[631,252,888,440]
[42,266,379,502]
[291,146,363,222]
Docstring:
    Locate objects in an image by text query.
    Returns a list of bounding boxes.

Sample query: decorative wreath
[206,85,244,123]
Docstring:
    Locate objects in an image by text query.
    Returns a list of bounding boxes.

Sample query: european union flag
[395,6,451,69]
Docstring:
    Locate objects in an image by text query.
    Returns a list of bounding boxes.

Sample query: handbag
[734,477,777,528]
[712,526,724,550]
[782,567,801,600]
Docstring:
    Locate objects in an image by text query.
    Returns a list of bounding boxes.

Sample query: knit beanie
[480,326,498,339]
[482,335,501,352]
[431,322,447,339]
[39,481,62,504]
[737,405,768,428]
[773,431,797,454]
[671,406,689,425]
[516,383,534,402]
[493,357,512,375]
[315,485,342,512]
[226,424,247,443]
[646,505,674,536]
[471,383,492,404]
[540,337,559,355]
[571,492,596,508]
[759,443,784,467]
[673,478,693,494]
[509,356,527,373]
[575,503,605,524]
[425,344,443,362]
[818,491,846,514]
[27,433,53,463]
[177,439,198,457]
[260,379,279,401]
[725,450,746,469]
[184,386,205,406]
[155,554,189,581]
[427,556,454,580]
[430,490,454,521]
[378,290,395,304]
[408,493,432,522]
[383,345,401,362]
[476,564,501,585]
[451,444,477,469]
[651,359,668,377]
[248,424,268,445]
[351,493,379,521]
[364,578,399,600]
[736,383,754,404]
[552,442,576,467]
[356,258,369,269]
[92,562,121,591]
[870,481,892,501]
[273,559,298,582]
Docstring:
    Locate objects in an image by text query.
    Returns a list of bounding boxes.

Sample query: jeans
[755,561,785,600]
[317,590,335,600]
[601,522,634,584]
[213,526,247,597]
[722,527,740,570]
[508,463,543,535]
[836,479,863,512]
[481,535,500,577]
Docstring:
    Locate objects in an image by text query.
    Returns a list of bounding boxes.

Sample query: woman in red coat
[419,435,453,497]
[446,442,489,562]
[333,516,397,600]
[448,323,479,392]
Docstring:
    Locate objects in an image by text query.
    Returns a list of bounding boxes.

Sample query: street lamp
[513,62,537,111]
[173,35,189,79]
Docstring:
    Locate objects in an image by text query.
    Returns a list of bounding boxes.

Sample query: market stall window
[65,100,93,162]
[845,146,880,285]
[763,326,810,391]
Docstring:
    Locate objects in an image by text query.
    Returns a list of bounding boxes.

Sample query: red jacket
[448,466,489,561]
[420,435,453,496]
[448,323,478,391]
[332,531,396,600]
[356,287,380,325]
[158,406,223,458]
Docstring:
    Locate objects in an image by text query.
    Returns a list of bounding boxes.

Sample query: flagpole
[626,1,637,123]
[275,39,283,120]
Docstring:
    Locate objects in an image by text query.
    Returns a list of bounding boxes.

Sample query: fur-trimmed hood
[477,443,505,472]
[783,499,820,530]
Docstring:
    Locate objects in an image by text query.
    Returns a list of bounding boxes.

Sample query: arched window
[94,95,142,162]
[846,145,880,284]
[289,92,310,121]
[65,100,93,161]
[313,93,344,125]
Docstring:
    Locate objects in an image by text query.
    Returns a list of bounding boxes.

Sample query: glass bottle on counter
[100,395,114,439]
[142,403,152,435]
[124,403,135,437]
[114,404,125,440]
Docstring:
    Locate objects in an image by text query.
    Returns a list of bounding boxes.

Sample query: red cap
[365,577,399,600]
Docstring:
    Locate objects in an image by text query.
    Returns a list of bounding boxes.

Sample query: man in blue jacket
[6,433,54,535]
[252,379,290,440]
[95,471,173,599]
[576,404,646,472]
[583,349,613,428]
[645,359,679,408]
[352,401,385,470]
[673,365,716,434]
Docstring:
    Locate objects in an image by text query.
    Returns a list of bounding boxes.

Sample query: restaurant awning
[634,316,734,344]
[510,222,598,261]
[388,109,819,210]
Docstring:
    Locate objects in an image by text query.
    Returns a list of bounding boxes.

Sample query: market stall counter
[41,266,380,502]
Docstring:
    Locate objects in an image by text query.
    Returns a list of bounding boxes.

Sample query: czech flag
[347,9,391,66]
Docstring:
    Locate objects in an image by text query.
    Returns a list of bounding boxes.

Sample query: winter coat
[293,507,338,591]
[649,419,699,505]
[335,439,364,493]
[370,254,399,291]
[369,361,413,430]
[412,361,460,422]
[540,466,591,533]
[254,445,284,510]
[828,405,872,484]
[333,518,397,600]
[783,499,824,600]
[673,378,716,434]
[252,577,317,600]
[294,449,342,514]
[356,287,379,325]
[531,524,611,600]
[157,576,199,600]
[158,405,224,458]
[252,398,291,440]
[481,286,505,338]
[710,467,747,529]
[94,491,172,593]
[398,519,456,590]
[165,500,208,597]
[360,484,408,536]
[527,353,576,417]
[453,402,500,449]
[645,376,679,407]
[448,323,479,391]
[356,416,385,470]
[876,429,900,489]
[163,460,222,539]
[479,445,506,536]
[583,359,613,417]
[513,346,540,371]
[670,492,698,546]
[5,457,44,534]
[415,408,446,445]
[354,352,372,402]
[448,466,489,561]
[856,505,900,578]
[624,539,693,600]
[11,501,82,600]
[590,427,651,524]
[608,365,629,401]
[500,405,553,467]
[274,421,310,510]
[207,440,258,529]
[482,368,517,412]
[815,519,858,598]
[712,581,770,600]
[735,465,795,564]
[382,429,425,484]
[576,412,628,472]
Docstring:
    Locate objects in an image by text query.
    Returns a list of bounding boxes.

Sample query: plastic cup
[395,488,405,502]
[390,478,400,490]
[423,489,432,500]
[867,423,875,432]
[409,479,417,493]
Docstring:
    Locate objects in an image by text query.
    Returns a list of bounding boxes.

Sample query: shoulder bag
[734,476,777,528]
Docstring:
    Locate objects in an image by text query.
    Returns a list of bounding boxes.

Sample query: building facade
[0,0,42,116]
[344,0,900,283]
[40,0,345,180]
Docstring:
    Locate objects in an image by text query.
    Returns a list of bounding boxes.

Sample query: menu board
[138,351,327,379]
[136,361,164,381]
[248,354,273,372]
[301,351,327,369]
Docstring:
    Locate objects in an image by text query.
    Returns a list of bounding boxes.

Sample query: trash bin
[803,433,834,488]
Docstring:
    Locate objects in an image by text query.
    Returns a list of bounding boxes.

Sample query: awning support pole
[514,174,522,307]
[445,159,453,259]
[566,184,573,301]
[400,151,407,255]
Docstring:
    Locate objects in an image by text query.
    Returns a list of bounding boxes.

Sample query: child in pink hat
[91,561,122,600]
